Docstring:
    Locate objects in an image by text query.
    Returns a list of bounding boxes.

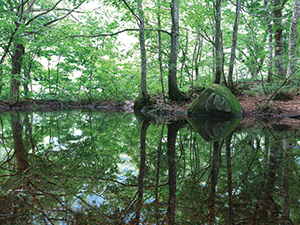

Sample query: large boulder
[187,84,242,117]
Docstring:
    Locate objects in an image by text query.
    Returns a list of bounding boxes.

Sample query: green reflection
[0,111,299,224]
[187,116,241,142]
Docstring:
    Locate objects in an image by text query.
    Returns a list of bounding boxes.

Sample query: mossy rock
[187,83,242,117]
[187,117,241,142]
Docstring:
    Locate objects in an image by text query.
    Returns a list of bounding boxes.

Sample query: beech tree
[287,0,300,77]
[1,0,86,101]
[168,0,185,101]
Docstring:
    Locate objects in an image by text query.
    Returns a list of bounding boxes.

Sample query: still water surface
[0,110,299,224]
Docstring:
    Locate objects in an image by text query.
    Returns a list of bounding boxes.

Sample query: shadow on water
[0,110,299,224]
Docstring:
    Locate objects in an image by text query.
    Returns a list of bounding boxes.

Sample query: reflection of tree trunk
[209,141,222,225]
[24,113,35,153]
[261,141,280,220]
[282,139,291,224]
[155,123,165,223]
[11,112,29,171]
[226,134,234,224]
[134,119,150,224]
[167,121,185,224]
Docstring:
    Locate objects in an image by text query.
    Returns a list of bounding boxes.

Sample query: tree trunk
[214,0,222,84]
[228,0,241,91]
[287,0,300,77]
[10,43,25,101]
[157,1,166,103]
[264,0,273,82]
[138,0,150,103]
[194,32,203,84]
[168,0,185,101]
[273,0,286,78]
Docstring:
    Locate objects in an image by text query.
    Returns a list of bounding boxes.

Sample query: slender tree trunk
[228,0,241,91]
[287,0,300,77]
[0,67,3,96]
[194,32,203,84]
[214,0,222,84]
[264,0,273,82]
[273,0,286,78]
[10,43,25,101]
[168,0,185,101]
[138,0,150,103]
[157,1,166,103]
[23,60,32,99]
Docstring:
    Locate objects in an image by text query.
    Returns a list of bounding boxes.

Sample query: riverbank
[0,93,299,118]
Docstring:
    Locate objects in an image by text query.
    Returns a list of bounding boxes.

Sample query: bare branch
[69,28,171,38]
[121,0,141,26]
[30,7,84,14]
[43,1,85,27]
[25,0,63,26]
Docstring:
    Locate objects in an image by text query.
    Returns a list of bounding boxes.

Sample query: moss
[187,84,242,117]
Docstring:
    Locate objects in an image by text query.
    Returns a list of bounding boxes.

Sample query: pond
[0,110,299,224]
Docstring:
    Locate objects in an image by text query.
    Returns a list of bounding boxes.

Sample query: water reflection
[0,111,299,224]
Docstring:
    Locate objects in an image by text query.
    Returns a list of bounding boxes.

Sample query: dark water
[0,111,299,224]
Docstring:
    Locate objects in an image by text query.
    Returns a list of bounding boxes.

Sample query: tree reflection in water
[0,111,299,224]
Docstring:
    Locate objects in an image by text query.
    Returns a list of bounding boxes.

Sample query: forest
[0,0,300,111]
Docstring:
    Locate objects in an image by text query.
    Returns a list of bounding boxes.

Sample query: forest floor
[0,92,299,130]
[0,93,299,118]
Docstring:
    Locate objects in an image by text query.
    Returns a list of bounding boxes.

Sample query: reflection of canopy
[187,116,241,142]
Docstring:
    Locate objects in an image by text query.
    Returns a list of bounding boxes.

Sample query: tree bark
[10,43,25,101]
[214,0,223,84]
[264,0,274,82]
[168,0,185,101]
[287,0,300,77]
[157,1,166,103]
[228,0,241,91]
[138,0,150,102]
[273,0,286,78]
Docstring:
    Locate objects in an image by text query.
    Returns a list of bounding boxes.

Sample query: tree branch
[68,28,171,38]
[43,1,85,27]
[121,0,141,26]
[25,0,63,26]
